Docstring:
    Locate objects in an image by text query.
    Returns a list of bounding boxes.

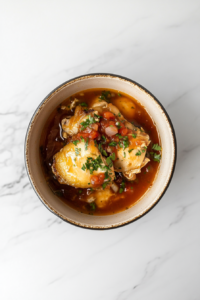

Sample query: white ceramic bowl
[25,74,177,229]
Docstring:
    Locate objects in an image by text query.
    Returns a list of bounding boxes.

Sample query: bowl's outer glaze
[25,74,177,229]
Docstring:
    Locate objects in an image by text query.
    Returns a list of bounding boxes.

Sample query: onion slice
[105,126,118,137]
[111,183,119,193]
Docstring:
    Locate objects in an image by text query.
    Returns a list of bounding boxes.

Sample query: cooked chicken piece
[92,101,150,179]
[114,130,150,180]
[61,105,100,136]
[87,188,125,208]
[61,98,79,111]
[52,140,115,189]
[92,101,135,130]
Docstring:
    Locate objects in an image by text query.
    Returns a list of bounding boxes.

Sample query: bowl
[25,73,177,229]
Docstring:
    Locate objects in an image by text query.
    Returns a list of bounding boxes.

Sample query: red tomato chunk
[90,173,105,186]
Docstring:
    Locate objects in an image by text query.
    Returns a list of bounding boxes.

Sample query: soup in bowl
[25,74,176,229]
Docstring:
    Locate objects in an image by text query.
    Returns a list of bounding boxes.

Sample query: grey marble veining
[0,0,200,299]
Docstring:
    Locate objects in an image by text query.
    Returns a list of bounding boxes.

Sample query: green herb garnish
[106,153,115,166]
[109,141,117,147]
[98,143,108,156]
[118,93,122,97]
[152,144,162,151]
[116,122,121,129]
[85,138,89,150]
[82,155,105,174]
[116,134,123,139]
[89,202,96,210]
[132,134,137,139]
[150,152,161,162]
[135,150,141,156]
[119,181,125,193]
[99,91,111,102]
[94,113,102,119]
[75,147,81,156]
[128,149,134,153]
[80,102,88,107]
[73,140,79,146]
[80,115,97,131]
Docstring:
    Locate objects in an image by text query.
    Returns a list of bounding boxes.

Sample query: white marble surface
[1,0,200,299]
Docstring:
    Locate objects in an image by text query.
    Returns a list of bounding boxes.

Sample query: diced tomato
[89,130,99,139]
[104,121,115,128]
[103,111,115,120]
[119,127,128,136]
[119,122,125,128]
[90,123,99,131]
[77,132,90,139]
[135,140,142,146]
[91,173,105,186]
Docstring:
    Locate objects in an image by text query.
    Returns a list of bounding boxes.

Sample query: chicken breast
[92,101,151,179]
[61,105,100,136]
[52,139,115,188]
[114,130,150,179]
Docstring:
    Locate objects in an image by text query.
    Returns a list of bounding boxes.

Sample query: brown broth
[39,88,161,215]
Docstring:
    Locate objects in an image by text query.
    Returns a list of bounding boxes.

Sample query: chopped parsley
[132,134,137,139]
[116,122,121,129]
[119,181,125,193]
[152,144,162,151]
[99,90,111,102]
[82,155,105,174]
[94,113,102,119]
[109,141,117,147]
[78,190,82,194]
[150,152,161,162]
[116,134,123,139]
[98,143,108,156]
[72,140,79,146]
[80,136,85,142]
[118,113,121,117]
[85,138,89,150]
[80,115,97,131]
[101,135,106,143]
[102,181,109,189]
[106,153,115,166]
[89,202,96,210]
[118,93,122,97]
[116,135,129,149]
[80,102,88,107]
[75,148,81,156]
[128,149,134,153]
[135,150,141,156]
[123,152,126,158]
[142,149,145,153]
[82,165,86,171]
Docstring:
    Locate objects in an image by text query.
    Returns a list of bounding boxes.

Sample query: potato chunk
[111,97,137,120]
[52,140,114,188]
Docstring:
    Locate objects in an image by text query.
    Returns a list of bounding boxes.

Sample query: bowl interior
[25,75,176,229]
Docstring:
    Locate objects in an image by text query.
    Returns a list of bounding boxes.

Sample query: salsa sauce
[39,89,161,215]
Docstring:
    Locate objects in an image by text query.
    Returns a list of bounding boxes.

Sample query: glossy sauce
[39,89,161,215]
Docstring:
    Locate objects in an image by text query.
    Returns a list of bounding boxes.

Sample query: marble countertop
[1,0,200,299]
